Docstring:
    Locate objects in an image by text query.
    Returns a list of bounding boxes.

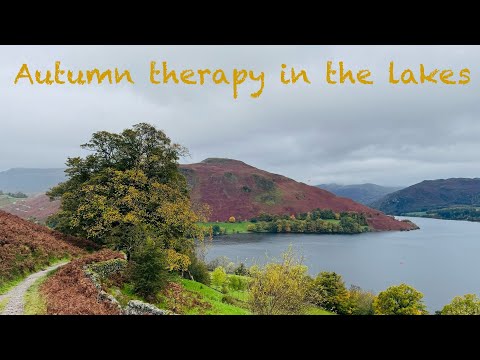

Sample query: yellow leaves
[123,212,140,224]
[165,249,191,272]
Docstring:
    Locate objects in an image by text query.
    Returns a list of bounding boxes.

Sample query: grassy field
[107,273,333,315]
[180,279,250,315]
[200,221,254,234]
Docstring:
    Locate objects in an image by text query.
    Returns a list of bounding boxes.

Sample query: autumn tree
[441,294,480,315]
[211,266,227,288]
[308,271,349,314]
[374,283,428,315]
[248,248,309,315]
[346,285,375,315]
[47,123,206,280]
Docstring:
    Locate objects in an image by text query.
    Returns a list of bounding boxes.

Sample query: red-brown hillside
[1,194,60,223]
[0,210,97,286]
[180,158,416,231]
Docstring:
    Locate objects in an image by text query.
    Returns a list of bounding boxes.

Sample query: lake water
[205,217,480,312]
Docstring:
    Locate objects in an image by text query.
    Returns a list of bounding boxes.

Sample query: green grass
[200,221,254,234]
[0,276,24,295]
[304,306,335,315]
[180,279,250,315]
[108,283,144,307]
[0,298,7,312]
[24,276,49,315]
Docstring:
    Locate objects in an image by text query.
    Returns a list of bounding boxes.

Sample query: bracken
[0,210,98,287]
[41,250,124,315]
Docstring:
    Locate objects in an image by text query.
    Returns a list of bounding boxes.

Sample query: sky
[1,45,479,187]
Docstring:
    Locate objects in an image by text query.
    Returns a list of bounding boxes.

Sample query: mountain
[180,158,416,231]
[370,178,480,215]
[0,194,60,223]
[317,183,403,205]
[0,168,65,193]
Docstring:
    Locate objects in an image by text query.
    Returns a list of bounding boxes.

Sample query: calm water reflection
[205,217,480,312]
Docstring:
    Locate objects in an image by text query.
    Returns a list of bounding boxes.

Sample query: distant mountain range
[0,168,65,193]
[317,183,403,205]
[0,161,417,231]
[370,178,480,215]
[180,158,415,231]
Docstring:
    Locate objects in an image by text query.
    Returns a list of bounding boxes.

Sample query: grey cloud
[0,45,479,187]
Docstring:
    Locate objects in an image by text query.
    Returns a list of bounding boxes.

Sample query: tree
[47,123,206,262]
[308,271,349,314]
[228,216,236,223]
[441,294,480,315]
[248,248,309,315]
[128,238,170,301]
[211,266,227,288]
[374,283,428,315]
[346,285,375,315]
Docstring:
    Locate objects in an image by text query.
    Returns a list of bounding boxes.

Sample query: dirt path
[0,262,68,315]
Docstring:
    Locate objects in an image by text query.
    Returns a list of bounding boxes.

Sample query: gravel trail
[0,262,68,315]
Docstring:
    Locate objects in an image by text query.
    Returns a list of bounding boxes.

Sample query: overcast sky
[1,45,479,186]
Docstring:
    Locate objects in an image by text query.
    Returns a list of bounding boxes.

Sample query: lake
[205,217,480,313]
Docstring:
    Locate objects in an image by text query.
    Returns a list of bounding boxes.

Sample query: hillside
[0,194,60,223]
[180,158,416,231]
[317,183,403,205]
[370,178,480,215]
[0,210,97,288]
[0,168,65,193]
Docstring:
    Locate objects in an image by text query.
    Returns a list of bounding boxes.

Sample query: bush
[228,216,236,223]
[128,240,170,301]
[229,275,248,291]
[187,257,211,286]
[211,266,227,288]
[221,295,237,305]
[308,271,349,314]
[248,248,309,315]
[234,263,250,276]
[346,285,375,315]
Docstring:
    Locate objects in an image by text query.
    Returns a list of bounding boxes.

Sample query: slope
[0,210,97,289]
[370,178,480,215]
[180,158,415,231]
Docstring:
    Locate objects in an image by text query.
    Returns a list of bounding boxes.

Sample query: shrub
[346,285,375,315]
[211,266,227,288]
[128,240,170,301]
[308,271,349,314]
[221,295,237,305]
[229,275,248,291]
[228,216,236,223]
[187,257,211,286]
[248,248,309,315]
[234,263,249,276]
